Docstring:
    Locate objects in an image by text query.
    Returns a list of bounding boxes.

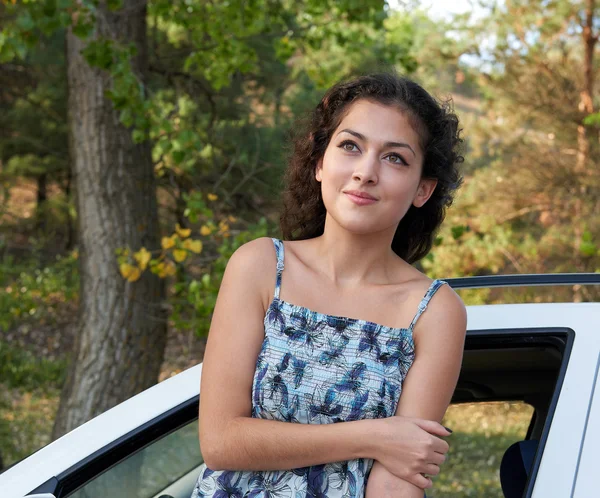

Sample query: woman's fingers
[377,416,452,485]
[431,451,447,466]
[415,453,444,477]
[424,463,441,476]
[431,436,450,455]
[414,419,452,438]
[409,473,433,490]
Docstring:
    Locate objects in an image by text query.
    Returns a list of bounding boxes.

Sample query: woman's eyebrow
[337,128,416,157]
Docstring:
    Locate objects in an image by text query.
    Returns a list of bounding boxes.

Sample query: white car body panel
[2,302,600,498]
[571,349,600,495]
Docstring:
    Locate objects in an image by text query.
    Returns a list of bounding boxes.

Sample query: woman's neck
[311,217,402,287]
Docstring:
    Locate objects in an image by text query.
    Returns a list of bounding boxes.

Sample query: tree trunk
[52,0,167,439]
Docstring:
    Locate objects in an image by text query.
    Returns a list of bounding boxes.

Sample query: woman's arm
[198,238,450,485]
[365,284,467,497]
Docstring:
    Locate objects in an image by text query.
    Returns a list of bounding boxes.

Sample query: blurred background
[0,0,598,495]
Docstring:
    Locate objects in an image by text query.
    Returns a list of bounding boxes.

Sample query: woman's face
[316,99,437,236]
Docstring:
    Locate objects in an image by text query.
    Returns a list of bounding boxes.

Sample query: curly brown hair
[280,72,464,264]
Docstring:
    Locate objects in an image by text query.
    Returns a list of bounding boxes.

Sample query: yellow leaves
[153,261,177,278]
[117,207,230,285]
[154,162,165,177]
[119,263,142,282]
[207,193,218,201]
[161,235,176,249]
[176,223,191,238]
[134,247,151,270]
[173,238,202,261]
[154,229,204,273]
[218,220,230,237]
[183,239,203,254]
[173,249,188,263]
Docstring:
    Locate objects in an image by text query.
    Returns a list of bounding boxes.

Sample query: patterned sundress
[192,238,447,498]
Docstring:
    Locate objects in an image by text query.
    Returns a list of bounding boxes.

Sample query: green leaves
[107,0,123,11]
[71,11,95,39]
[0,0,76,63]
[580,232,598,258]
[82,39,115,70]
[451,225,470,240]
[583,112,600,126]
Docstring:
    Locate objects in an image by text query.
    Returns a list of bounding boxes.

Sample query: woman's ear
[315,159,323,182]
[412,178,437,208]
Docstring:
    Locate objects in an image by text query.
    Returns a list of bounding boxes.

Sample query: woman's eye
[340,141,359,152]
[387,153,407,165]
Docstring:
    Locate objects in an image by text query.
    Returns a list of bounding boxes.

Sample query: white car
[2,274,599,498]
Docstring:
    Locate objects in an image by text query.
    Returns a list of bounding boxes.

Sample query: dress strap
[271,238,285,299]
[409,279,447,330]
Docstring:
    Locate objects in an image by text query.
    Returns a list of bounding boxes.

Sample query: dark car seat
[499,439,538,498]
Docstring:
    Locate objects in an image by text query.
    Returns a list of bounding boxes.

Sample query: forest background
[0,0,599,496]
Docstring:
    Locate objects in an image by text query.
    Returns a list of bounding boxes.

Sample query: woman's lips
[344,191,378,206]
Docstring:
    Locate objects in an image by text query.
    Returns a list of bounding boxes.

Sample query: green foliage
[0,0,73,62]
[182,191,214,223]
[0,252,78,332]
[580,232,599,258]
[0,388,59,469]
[419,0,600,302]
[0,0,419,252]
[0,341,67,391]
[1,0,597,304]
[168,209,274,337]
[583,112,600,126]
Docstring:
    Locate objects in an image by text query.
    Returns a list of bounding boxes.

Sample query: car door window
[432,401,534,498]
[68,420,202,498]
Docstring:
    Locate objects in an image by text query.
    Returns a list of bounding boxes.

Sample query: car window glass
[432,401,534,498]
[67,420,202,498]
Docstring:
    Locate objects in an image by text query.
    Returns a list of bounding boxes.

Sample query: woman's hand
[371,415,450,489]
[366,461,426,498]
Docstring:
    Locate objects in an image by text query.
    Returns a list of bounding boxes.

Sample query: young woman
[192,72,467,498]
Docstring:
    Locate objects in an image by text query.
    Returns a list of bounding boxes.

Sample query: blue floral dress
[192,238,446,498]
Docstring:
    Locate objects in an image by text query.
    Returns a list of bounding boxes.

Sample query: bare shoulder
[228,236,276,270]
[414,279,467,342]
[433,281,466,322]
[225,237,278,307]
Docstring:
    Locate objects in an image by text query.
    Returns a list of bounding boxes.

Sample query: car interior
[56,328,571,498]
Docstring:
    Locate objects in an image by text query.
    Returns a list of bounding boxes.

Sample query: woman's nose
[352,155,379,184]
